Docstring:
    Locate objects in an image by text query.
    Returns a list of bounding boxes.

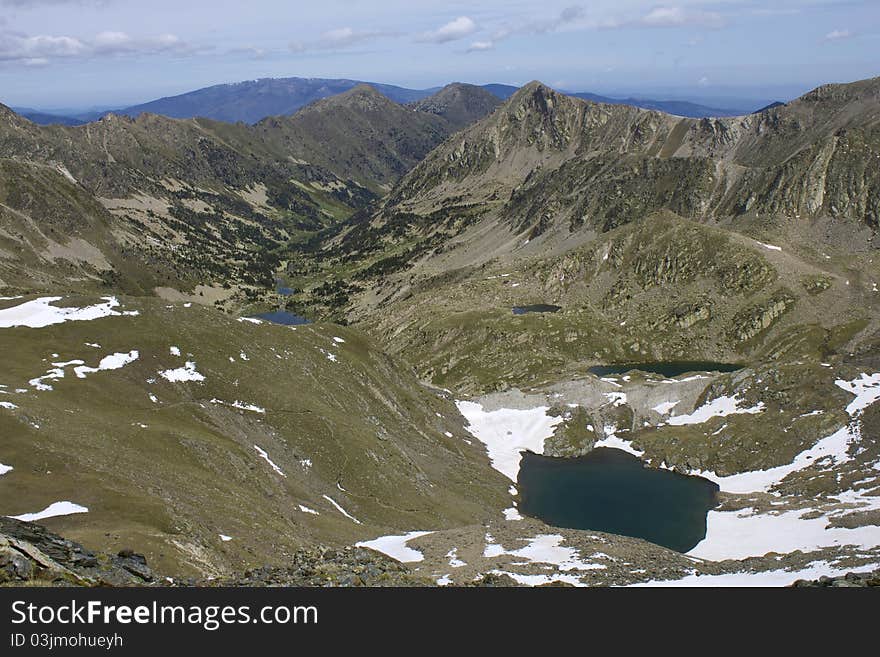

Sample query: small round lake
[512,304,562,315]
[588,361,742,378]
[517,448,720,553]
[251,311,311,326]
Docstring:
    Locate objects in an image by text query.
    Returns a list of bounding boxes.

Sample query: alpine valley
[1,76,879,587]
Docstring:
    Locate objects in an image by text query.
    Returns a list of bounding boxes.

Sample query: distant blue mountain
[754,101,786,113]
[104,77,436,124]
[13,77,762,127]
[12,108,85,126]
[480,84,520,100]
[566,92,742,118]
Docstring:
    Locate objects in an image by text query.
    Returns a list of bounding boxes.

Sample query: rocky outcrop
[731,292,796,343]
[0,517,155,586]
[205,547,433,587]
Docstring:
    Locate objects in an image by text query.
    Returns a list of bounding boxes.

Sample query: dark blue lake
[252,311,311,326]
[588,361,742,377]
[513,304,562,315]
[517,448,719,552]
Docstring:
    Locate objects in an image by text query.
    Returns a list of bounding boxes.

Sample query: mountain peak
[308,83,394,113]
[506,81,565,108]
[409,82,502,128]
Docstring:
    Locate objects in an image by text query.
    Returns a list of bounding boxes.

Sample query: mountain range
[12,76,753,127]
[1,73,878,586]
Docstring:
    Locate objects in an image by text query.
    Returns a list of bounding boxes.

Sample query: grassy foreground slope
[0,295,508,576]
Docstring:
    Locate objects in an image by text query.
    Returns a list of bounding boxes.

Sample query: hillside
[284,78,880,388]
[252,85,453,191]
[0,294,509,575]
[0,103,388,302]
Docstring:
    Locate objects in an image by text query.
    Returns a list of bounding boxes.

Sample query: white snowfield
[503,507,523,520]
[456,401,564,481]
[0,296,138,329]
[835,373,880,415]
[356,531,435,562]
[593,425,645,457]
[485,534,608,586]
[631,561,861,587]
[652,400,680,415]
[159,361,205,383]
[665,394,765,426]
[690,425,855,494]
[687,372,880,561]
[10,501,88,522]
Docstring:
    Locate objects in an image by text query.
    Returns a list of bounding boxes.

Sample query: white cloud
[289,26,396,53]
[0,29,190,63]
[490,5,586,43]
[640,6,724,28]
[824,28,852,41]
[419,16,476,44]
[467,40,494,52]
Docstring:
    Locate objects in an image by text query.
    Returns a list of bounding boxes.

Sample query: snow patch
[356,531,434,562]
[253,445,286,477]
[483,534,607,575]
[504,507,523,521]
[0,296,137,329]
[835,373,880,416]
[447,549,466,568]
[665,394,765,426]
[211,399,266,413]
[10,501,88,522]
[159,361,205,383]
[322,495,361,524]
[73,351,139,379]
[652,400,680,415]
[456,401,564,481]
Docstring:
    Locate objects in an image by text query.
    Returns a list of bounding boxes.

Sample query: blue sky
[1,0,877,110]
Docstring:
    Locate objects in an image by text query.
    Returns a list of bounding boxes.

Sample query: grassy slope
[0,295,508,576]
